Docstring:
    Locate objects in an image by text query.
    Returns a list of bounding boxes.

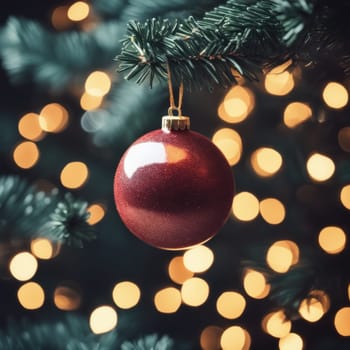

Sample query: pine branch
[0,315,119,349]
[0,18,122,91]
[117,0,291,89]
[121,334,174,350]
[0,176,95,247]
[90,82,165,147]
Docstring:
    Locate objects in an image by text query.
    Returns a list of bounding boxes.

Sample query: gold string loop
[167,63,184,116]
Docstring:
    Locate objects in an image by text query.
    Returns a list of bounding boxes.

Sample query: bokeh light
[87,203,106,225]
[262,310,291,338]
[220,326,251,350]
[232,191,259,221]
[39,103,69,133]
[18,113,45,141]
[85,71,112,97]
[216,291,246,319]
[181,277,209,307]
[266,241,299,273]
[338,127,350,152]
[89,306,118,334]
[13,141,40,169]
[31,238,60,259]
[54,284,81,311]
[322,82,349,109]
[279,333,303,350]
[9,252,38,281]
[168,256,194,284]
[112,281,141,309]
[334,307,350,336]
[340,184,350,210]
[67,1,90,22]
[264,63,294,96]
[17,282,45,310]
[299,297,326,323]
[243,269,270,299]
[218,85,255,123]
[80,92,104,111]
[212,128,242,166]
[51,6,71,30]
[318,226,347,254]
[60,161,89,189]
[251,147,283,177]
[283,102,312,128]
[306,153,335,182]
[183,245,214,273]
[200,326,223,350]
[154,287,181,313]
[259,198,286,225]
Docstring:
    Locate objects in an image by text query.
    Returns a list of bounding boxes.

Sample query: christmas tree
[1,0,350,349]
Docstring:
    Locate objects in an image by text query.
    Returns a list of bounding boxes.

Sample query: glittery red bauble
[114,127,234,250]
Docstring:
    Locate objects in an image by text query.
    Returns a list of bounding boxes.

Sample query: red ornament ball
[114,123,234,250]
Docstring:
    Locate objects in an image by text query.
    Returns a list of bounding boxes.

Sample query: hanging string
[167,63,184,116]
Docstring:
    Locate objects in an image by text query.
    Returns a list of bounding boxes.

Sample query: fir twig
[117,0,290,89]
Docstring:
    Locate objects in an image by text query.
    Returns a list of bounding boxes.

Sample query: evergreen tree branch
[0,18,122,91]
[0,176,95,247]
[117,0,293,89]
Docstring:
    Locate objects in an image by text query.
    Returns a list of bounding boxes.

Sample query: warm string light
[212,128,243,166]
[334,307,350,336]
[112,281,141,309]
[243,269,270,299]
[338,127,350,152]
[89,306,118,334]
[264,62,295,96]
[279,333,304,350]
[318,226,347,254]
[200,326,223,350]
[283,102,312,128]
[18,113,46,141]
[298,291,330,323]
[87,203,106,225]
[13,141,40,169]
[232,191,259,221]
[67,1,90,22]
[181,277,209,307]
[54,284,81,311]
[168,256,194,284]
[220,326,251,350]
[39,103,69,133]
[322,82,349,109]
[85,71,112,97]
[260,198,286,225]
[262,310,291,338]
[266,240,299,273]
[216,291,246,319]
[306,153,335,182]
[9,252,38,281]
[250,147,283,177]
[60,161,89,189]
[218,85,255,123]
[31,238,60,260]
[154,287,181,313]
[17,282,45,310]
[183,245,214,273]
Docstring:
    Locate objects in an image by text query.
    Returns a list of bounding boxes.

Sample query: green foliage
[44,193,96,248]
[121,334,174,350]
[0,176,95,247]
[0,17,121,91]
[0,176,57,240]
[117,0,289,89]
[0,316,119,350]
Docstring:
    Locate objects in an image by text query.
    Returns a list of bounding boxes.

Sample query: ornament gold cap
[162,116,190,131]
